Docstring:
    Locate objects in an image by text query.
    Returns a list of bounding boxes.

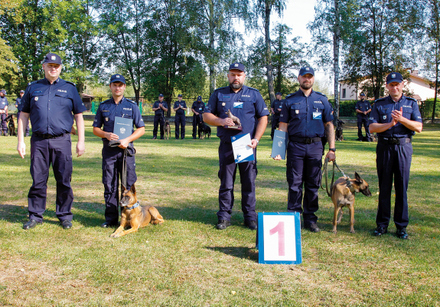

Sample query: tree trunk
[333,0,340,122]
[264,2,275,104]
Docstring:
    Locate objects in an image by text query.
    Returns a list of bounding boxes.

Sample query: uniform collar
[44,77,61,85]
[111,96,125,105]
[229,85,245,94]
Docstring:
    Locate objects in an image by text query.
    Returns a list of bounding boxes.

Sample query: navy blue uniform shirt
[16,97,22,111]
[93,97,145,138]
[271,99,284,115]
[21,78,86,135]
[369,95,422,138]
[206,85,269,142]
[174,100,187,115]
[192,101,205,114]
[152,100,168,116]
[356,100,371,118]
[0,96,8,110]
[280,90,333,138]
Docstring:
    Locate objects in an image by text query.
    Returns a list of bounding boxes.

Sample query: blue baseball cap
[360,93,365,96]
[43,53,62,65]
[229,62,245,72]
[0,90,6,95]
[178,94,182,97]
[20,90,25,93]
[276,92,282,96]
[299,67,314,76]
[197,96,202,101]
[159,94,164,97]
[110,74,126,84]
[386,72,403,84]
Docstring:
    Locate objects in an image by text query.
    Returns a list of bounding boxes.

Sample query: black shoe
[305,222,320,232]
[396,228,409,239]
[61,220,72,229]
[192,137,196,139]
[245,220,258,230]
[373,226,388,236]
[216,220,231,230]
[101,221,118,228]
[152,136,157,139]
[23,219,42,230]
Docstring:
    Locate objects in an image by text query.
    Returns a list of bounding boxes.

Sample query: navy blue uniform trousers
[102,144,137,224]
[28,134,73,222]
[271,115,280,140]
[153,115,165,138]
[286,141,322,224]
[217,141,257,222]
[376,142,412,229]
[175,114,186,139]
[357,116,371,140]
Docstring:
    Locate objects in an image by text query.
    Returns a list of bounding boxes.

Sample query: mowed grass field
[0,119,439,306]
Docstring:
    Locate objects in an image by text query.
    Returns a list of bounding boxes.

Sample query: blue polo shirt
[0,96,8,110]
[21,78,86,135]
[174,100,187,116]
[369,95,422,138]
[206,85,269,142]
[93,97,145,138]
[152,100,168,116]
[280,90,333,138]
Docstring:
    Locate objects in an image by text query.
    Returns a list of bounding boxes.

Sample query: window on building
[342,88,346,99]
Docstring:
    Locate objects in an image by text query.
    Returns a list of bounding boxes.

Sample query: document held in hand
[271,130,287,160]
[231,133,255,163]
[113,116,133,140]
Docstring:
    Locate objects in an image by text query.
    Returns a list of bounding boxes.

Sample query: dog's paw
[110,233,119,238]
[350,229,355,234]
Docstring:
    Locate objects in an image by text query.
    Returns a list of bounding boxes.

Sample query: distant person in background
[93,74,145,228]
[270,92,284,140]
[15,90,30,136]
[152,94,168,139]
[173,94,187,139]
[17,52,86,230]
[191,96,205,139]
[355,93,372,141]
[0,89,8,136]
[369,72,423,239]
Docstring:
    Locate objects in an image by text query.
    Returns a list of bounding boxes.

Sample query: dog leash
[321,158,350,197]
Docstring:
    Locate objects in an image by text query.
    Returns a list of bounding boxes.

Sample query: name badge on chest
[313,112,322,120]
[233,102,243,109]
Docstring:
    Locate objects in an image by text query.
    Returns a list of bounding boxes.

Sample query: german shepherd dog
[4,114,16,136]
[331,172,371,234]
[198,121,211,139]
[164,119,171,140]
[110,184,164,238]
[335,119,345,141]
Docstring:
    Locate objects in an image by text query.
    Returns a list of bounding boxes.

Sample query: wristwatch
[329,148,336,152]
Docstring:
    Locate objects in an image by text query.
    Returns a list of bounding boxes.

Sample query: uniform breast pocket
[290,103,304,119]
[122,110,133,118]
[378,109,390,122]
[55,92,71,107]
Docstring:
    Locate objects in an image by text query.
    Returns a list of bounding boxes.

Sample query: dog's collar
[125,201,140,211]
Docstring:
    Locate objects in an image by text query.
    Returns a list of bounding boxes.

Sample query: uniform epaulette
[285,93,294,99]
[126,99,137,104]
[28,81,38,86]
[246,86,260,92]
[313,91,327,97]
[65,81,77,86]
[406,97,417,102]
[374,97,386,103]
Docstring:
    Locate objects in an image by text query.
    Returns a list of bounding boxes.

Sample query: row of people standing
[152,94,206,140]
[16,53,422,241]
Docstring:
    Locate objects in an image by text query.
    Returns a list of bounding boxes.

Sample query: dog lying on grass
[110,184,164,238]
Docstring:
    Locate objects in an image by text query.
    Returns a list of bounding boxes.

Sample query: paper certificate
[231,133,255,163]
[113,116,133,140]
[271,130,287,160]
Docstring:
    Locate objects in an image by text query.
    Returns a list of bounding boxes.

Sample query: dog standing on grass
[110,184,164,238]
[331,172,371,234]
[164,119,171,140]
[198,121,211,139]
[335,119,344,141]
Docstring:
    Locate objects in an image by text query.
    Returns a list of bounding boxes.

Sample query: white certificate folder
[113,116,133,140]
[231,133,255,163]
[271,130,287,160]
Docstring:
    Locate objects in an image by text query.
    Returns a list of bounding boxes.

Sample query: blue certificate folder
[113,116,133,140]
[231,133,255,163]
[271,130,287,160]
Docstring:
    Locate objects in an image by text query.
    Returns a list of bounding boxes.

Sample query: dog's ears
[130,184,136,193]
[354,172,362,183]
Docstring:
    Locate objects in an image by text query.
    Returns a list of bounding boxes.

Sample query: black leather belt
[378,137,411,145]
[289,136,322,144]
[34,132,66,139]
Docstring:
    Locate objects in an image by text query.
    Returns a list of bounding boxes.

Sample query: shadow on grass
[205,246,258,261]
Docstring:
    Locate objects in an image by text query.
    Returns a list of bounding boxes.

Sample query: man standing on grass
[93,74,145,228]
[152,94,168,139]
[173,94,187,139]
[203,62,269,230]
[369,72,422,239]
[17,52,86,230]
[273,67,335,233]
[355,93,372,141]
[0,89,8,136]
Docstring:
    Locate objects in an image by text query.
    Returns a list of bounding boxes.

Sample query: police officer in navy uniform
[15,90,30,136]
[270,92,284,140]
[17,52,86,230]
[355,93,372,141]
[93,74,145,228]
[274,67,335,232]
[173,94,187,139]
[152,94,168,139]
[369,72,423,239]
[191,96,205,139]
[203,62,269,230]
[0,89,8,136]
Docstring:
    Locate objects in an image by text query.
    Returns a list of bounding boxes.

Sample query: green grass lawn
[0,121,439,306]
